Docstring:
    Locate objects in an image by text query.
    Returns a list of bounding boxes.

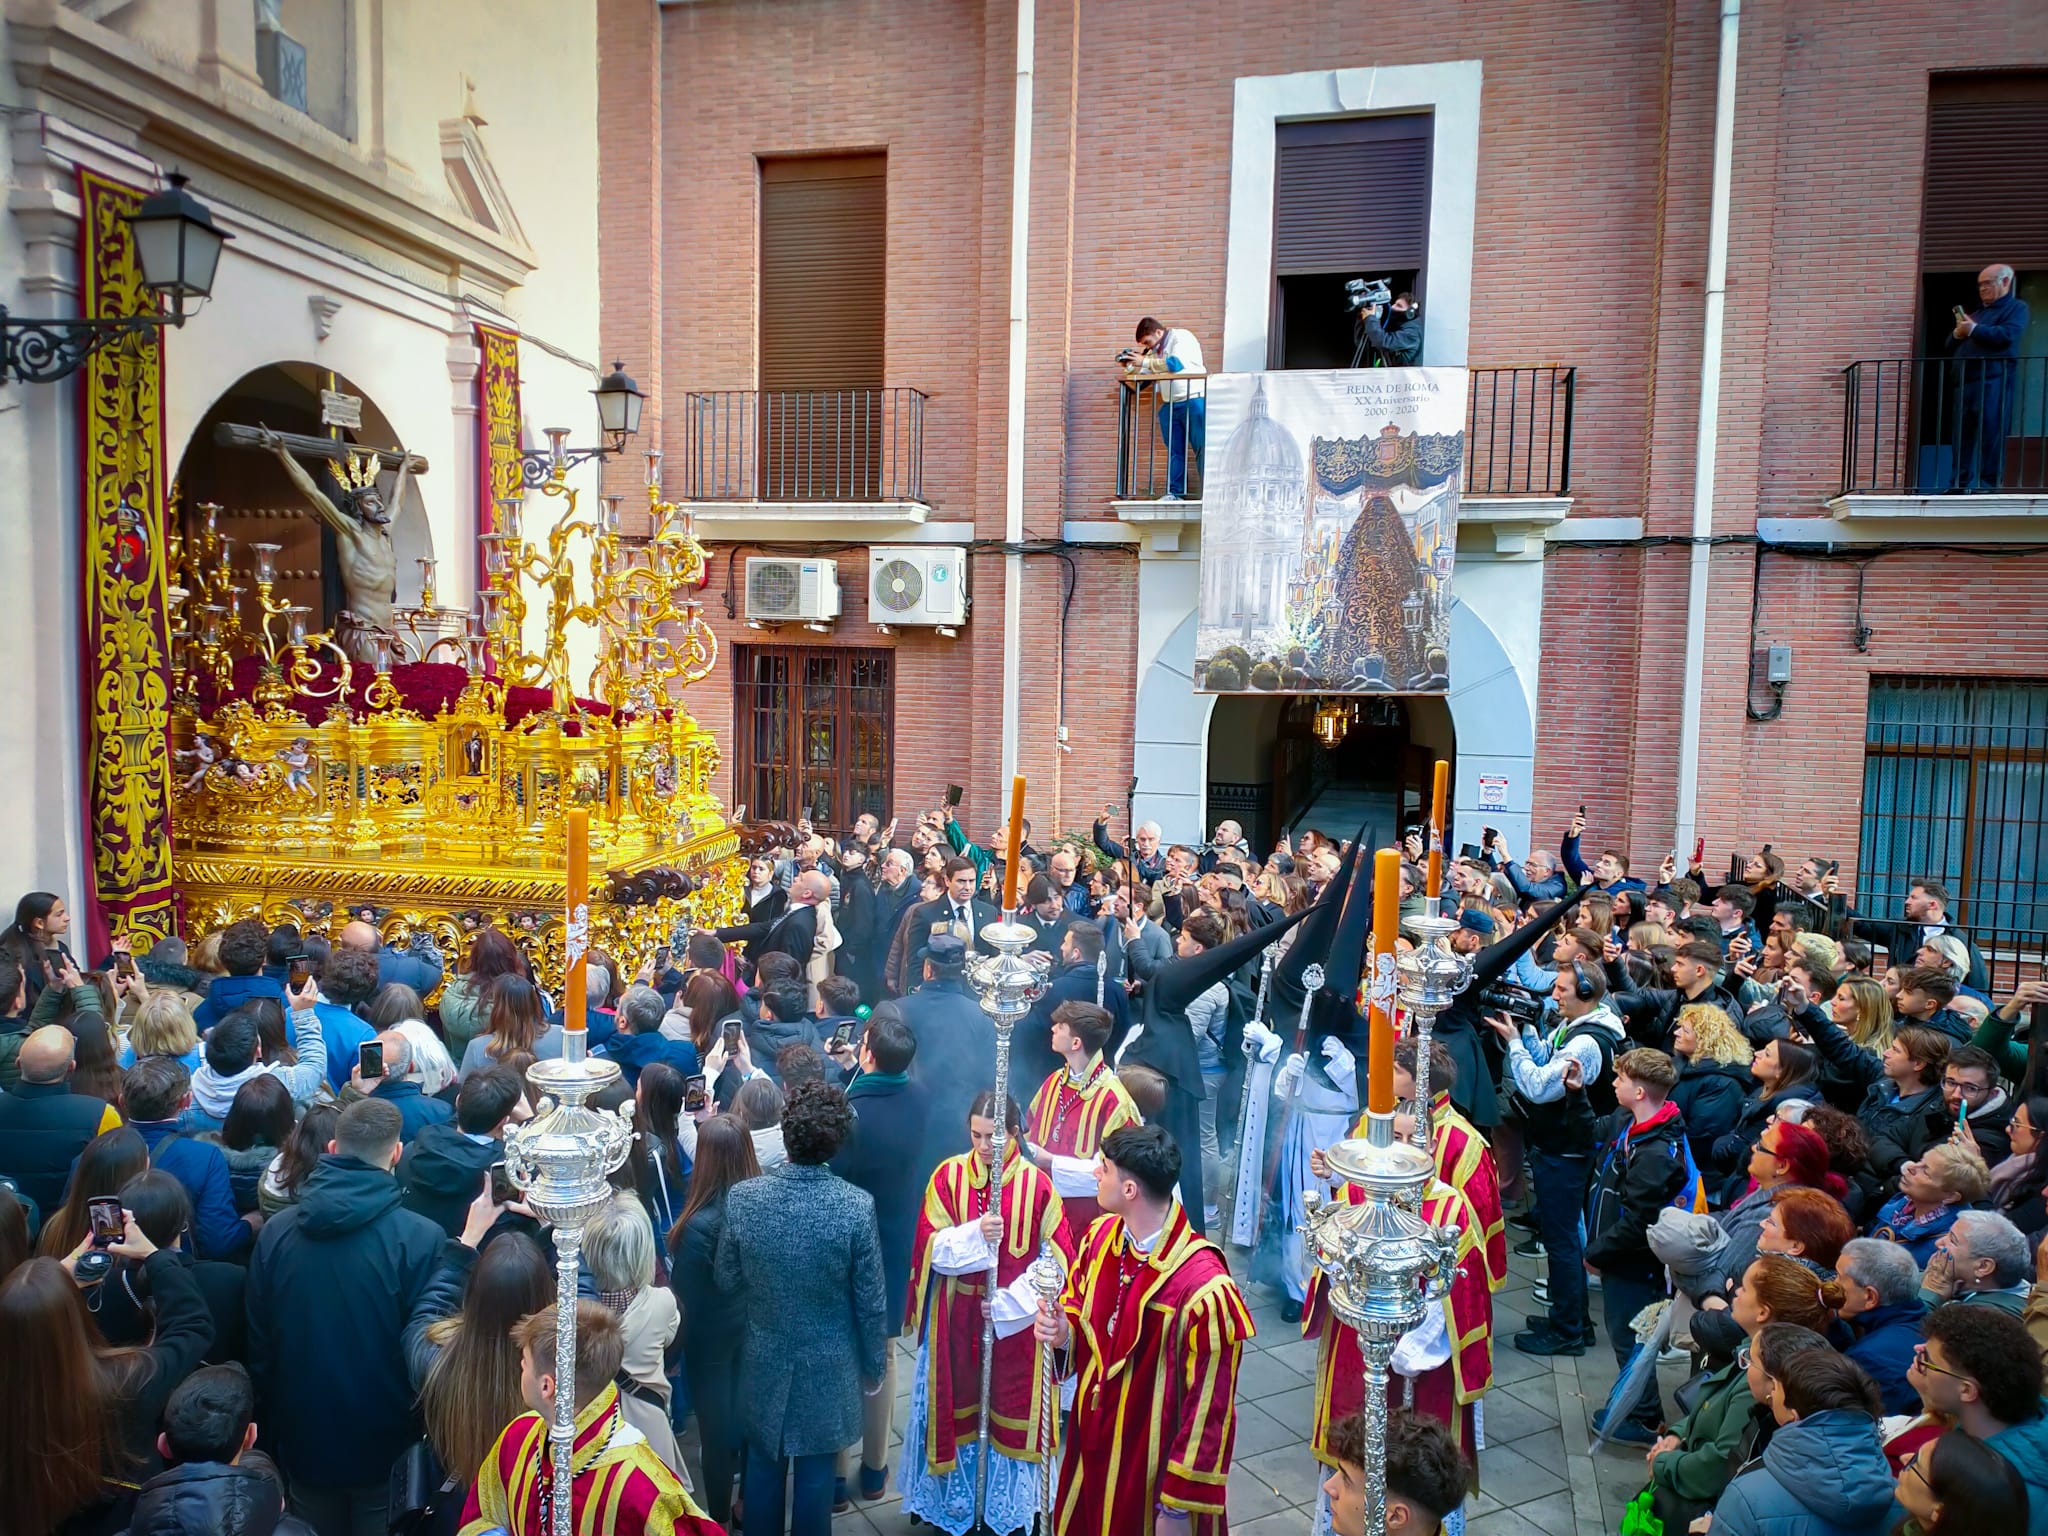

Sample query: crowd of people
[1,798,2046,1536]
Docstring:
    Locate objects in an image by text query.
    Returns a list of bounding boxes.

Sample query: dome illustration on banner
[1201,378,1305,643]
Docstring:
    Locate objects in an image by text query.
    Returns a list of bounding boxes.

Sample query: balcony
[1112,365,1578,555]
[679,387,931,535]
[1831,357,2048,529]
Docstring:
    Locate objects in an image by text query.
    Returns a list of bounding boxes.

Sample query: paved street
[806,1240,1667,1536]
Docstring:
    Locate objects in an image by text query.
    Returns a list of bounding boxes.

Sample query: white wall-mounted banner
[1194,367,1468,696]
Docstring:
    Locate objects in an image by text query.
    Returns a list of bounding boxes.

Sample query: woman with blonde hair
[585,1193,684,1476]
[1672,1003,1754,1173]
[117,989,202,1072]
[1870,1143,1991,1263]
[1628,920,1669,954]
[1829,974,1894,1051]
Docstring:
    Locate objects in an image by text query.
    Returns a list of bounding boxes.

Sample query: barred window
[733,645,893,833]
[1860,677,2048,988]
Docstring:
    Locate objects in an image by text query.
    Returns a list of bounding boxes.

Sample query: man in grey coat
[717,1079,888,1535]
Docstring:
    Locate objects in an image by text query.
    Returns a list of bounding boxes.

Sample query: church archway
[170,363,434,633]
[1132,587,1533,852]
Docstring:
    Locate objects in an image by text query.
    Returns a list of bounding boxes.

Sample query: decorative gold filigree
[80,169,176,947]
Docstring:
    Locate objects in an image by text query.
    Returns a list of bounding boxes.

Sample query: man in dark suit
[713,870,829,969]
[1017,875,1068,955]
[831,841,881,998]
[825,1010,930,1498]
[884,858,996,998]
[1014,920,1130,1091]
[865,849,921,1001]
[895,936,996,1175]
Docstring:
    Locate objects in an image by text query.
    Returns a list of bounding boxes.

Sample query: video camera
[1344,277,1393,313]
[1479,981,1548,1028]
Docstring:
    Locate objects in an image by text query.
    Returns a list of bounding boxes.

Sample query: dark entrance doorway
[1204,692,1452,856]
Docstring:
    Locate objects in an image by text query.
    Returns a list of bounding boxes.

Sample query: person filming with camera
[1121,316,1206,500]
[1353,281,1423,367]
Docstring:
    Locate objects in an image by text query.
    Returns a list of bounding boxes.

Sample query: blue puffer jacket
[1988,1405,2048,1536]
[1708,1409,1898,1536]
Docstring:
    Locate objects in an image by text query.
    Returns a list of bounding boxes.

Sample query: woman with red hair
[1756,1185,1856,1274]
[1688,1120,1851,1361]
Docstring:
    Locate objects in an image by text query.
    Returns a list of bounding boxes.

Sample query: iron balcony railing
[1114,365,1575,502]
[1842,356,2048,495]
[681,387,928,503]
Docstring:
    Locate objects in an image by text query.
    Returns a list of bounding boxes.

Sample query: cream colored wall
[379,0,601,352]
[0,0,604,912]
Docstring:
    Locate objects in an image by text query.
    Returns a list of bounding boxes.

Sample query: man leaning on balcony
[1947,263,2031,493]
[1125,316,1207,500]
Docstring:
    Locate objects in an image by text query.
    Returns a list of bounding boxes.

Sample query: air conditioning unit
[869,546,967,630]
[744,557,840,625]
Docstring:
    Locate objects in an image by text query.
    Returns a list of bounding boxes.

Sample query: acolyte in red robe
[1303,1179,1493,1467]
[905,1145,1074,1472]
[1027,1054,1139,1231]
[1055,1204,1254,1536]
[458,1383,721,1536]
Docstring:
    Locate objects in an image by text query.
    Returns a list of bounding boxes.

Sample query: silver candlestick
[1395,897,1473,1152]
[503,1042,637,1536]
[1302,1113,1462,1536]
[1027,1237,1067,1531]
[965,913,1049,1534]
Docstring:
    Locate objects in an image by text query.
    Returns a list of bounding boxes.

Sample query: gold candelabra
[477,443,715,720]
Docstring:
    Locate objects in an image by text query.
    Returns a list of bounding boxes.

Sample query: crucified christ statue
[257,424,408,663]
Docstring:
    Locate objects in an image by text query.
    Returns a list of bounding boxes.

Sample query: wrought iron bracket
[518,444,617,487]
[0,306,168,386]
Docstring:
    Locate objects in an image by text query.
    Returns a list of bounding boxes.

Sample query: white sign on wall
[1477,774,1509,809]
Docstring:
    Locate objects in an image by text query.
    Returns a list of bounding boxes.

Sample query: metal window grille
[732,645,894,833]
[1858,676,2048,993]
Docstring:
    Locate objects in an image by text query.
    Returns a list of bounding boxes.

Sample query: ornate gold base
[173,829,746,996]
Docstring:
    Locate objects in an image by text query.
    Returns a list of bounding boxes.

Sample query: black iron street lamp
[520,360,648,486]
[0,173,230,385]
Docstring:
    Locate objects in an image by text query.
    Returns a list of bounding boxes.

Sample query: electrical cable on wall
[1546,534,2048,722]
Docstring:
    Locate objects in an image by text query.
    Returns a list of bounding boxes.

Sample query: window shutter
[759,155,886,390]
[1273,115,1433,277]
[1923,76,2048,270]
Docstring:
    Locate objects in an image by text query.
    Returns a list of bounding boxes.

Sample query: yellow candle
[1369,847,1401,1115]
[565,808,589,1036]
[1425,759,1451,899]
[1001,774,1027,913]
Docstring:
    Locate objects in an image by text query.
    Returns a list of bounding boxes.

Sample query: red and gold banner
[475,321,522,592]
[78,168,177,950]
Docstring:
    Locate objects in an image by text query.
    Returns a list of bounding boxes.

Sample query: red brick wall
[602,0,2048,895]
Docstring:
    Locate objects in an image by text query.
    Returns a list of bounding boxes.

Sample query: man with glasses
[1907,1304,2048,1533]
[1943,1044,2015,1163]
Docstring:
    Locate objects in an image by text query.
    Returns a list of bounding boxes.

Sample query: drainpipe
[999,0,1035,788]
[1672,0,1740,862]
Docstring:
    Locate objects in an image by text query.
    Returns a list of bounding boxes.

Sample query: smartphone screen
[488,1160,515,1204]
[721,1022,741,1054]
[358,1040,385,1080]
[652,945,671,974]
[88,1196,124,1247]
[287,954,310,989]
[114,952,137,978]
[832,1022,855,1047]
[683,1074,709,1113]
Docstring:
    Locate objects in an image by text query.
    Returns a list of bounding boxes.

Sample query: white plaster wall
[0,0,604,912]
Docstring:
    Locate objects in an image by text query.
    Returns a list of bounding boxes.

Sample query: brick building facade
[599,0,2048,963]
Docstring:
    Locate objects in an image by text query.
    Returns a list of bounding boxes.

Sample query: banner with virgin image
[1194,368,1468,695]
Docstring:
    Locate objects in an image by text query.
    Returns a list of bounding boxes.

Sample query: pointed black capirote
[1318,830,1382,1007]
[1267,824,1369,1019]
[1149,899,1316,1018]
[1468,886,1590,991]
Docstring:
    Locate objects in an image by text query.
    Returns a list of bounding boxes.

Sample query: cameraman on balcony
[1122,316,1206,501]
[1360,289,1424,368]
[1947,262,2031,493]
